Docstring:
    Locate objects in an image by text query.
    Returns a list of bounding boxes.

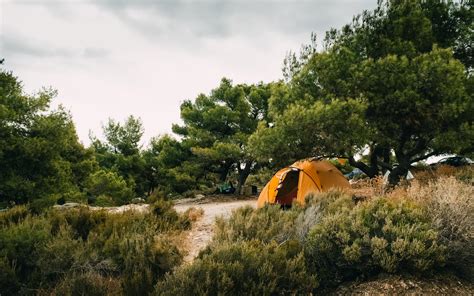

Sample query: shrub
[155,240,316,295]
[0,204,189,295]
[0,205,29,227]
[49,272,122,296]
[213,190,351,246]
[50,207,107,240]
[184,207,204,222]
[305,197,445,287]
[120,234,183,295]
[37,226,83,285]
[0,256,19,295]
[213,205,300,245]
[408,177,474,280]
[28,196,57,214]
[0,215,52,293]
[150,199,191,230]
[455,166,474,185]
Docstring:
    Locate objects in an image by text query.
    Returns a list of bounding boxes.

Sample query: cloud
[2,0,378,145]
[94,0,375,44]
[1,32,110,60]
[1,34,75,58]
[83,47,110,59]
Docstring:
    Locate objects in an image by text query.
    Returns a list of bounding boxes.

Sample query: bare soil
[174,197,257,262]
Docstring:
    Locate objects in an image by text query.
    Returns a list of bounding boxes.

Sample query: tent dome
[257,159,350,208]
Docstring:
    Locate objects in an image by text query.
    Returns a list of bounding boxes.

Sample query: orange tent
[257,159,350,208]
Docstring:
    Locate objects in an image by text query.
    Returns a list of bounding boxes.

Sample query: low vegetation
[155,171,473,295]
[0,200,190,295]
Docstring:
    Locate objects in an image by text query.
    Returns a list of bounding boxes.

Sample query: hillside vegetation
[0,0,473,294]
[0,200,190,295]
[156,169,473,295]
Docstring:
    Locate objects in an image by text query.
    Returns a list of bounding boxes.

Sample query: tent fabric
[257,159,350,208]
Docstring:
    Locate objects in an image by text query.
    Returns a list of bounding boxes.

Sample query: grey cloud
[1,34,110,60]
[95,0,376,41]
[1,34,75,58]
[83,47,110,58]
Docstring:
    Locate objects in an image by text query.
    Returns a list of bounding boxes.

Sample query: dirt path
[174,199,257,262]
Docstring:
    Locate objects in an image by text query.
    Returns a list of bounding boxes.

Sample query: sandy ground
[174,198,257,262]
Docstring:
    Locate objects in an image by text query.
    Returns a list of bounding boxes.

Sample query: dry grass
[183,207,204,222]
[350,176,385,198]
[403,176,473,279]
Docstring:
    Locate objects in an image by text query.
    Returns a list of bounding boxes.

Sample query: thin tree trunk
[236,161,252,195]
[219,161,233,182]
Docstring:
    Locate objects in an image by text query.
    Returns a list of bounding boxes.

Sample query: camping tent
[257,159,350,208]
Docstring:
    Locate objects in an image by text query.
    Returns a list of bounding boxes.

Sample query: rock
[53,202,83,209]
[131,197,146,204]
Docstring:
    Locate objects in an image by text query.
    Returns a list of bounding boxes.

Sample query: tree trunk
[388,165,409,186]
[388,151,410,186]
[236,161,252,195]
[219,161,233,182]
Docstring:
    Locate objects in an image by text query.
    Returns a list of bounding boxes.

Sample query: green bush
[120,235,183,295]
[0,215,52,292]
[305,197,445,287]
[150,199,191,230]
[28,196,57,214]
[213,190,351,245]
[0,256,19,295]
[213,205,299,244]
[0,205,29,227]
[49,272,122,296]
[155,240,316,295]
[0,204,189,294]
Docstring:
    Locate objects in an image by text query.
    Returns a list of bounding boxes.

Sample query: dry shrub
[0,205,29,227]
[407,177,474,280]
[184,207,204,222]
[414,165,466,184]
[455,166,474,185]
[350,176,385,198]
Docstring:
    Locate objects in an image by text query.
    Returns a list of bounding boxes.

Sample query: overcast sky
[1,0,376,146]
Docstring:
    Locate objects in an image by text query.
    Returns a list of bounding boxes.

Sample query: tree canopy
[172,78,272,192]
[250,0,473,183]
[0,69,94,206]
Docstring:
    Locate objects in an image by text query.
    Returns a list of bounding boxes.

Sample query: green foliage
[173,79,273,192]
[150,199,192,230]
[101,115,144,156]
[143,134,197,195]
[305,197,445,287]
[251,0,473,184]
[85,169,134,206]
[0,69,94,205]
[213,205,301,245]
[90,116,150,197]
[50,272,122,296]
[0,204,189,294]
[155,240,316,296]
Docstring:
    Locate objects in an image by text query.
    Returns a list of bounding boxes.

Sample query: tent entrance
[276,170,300,205]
